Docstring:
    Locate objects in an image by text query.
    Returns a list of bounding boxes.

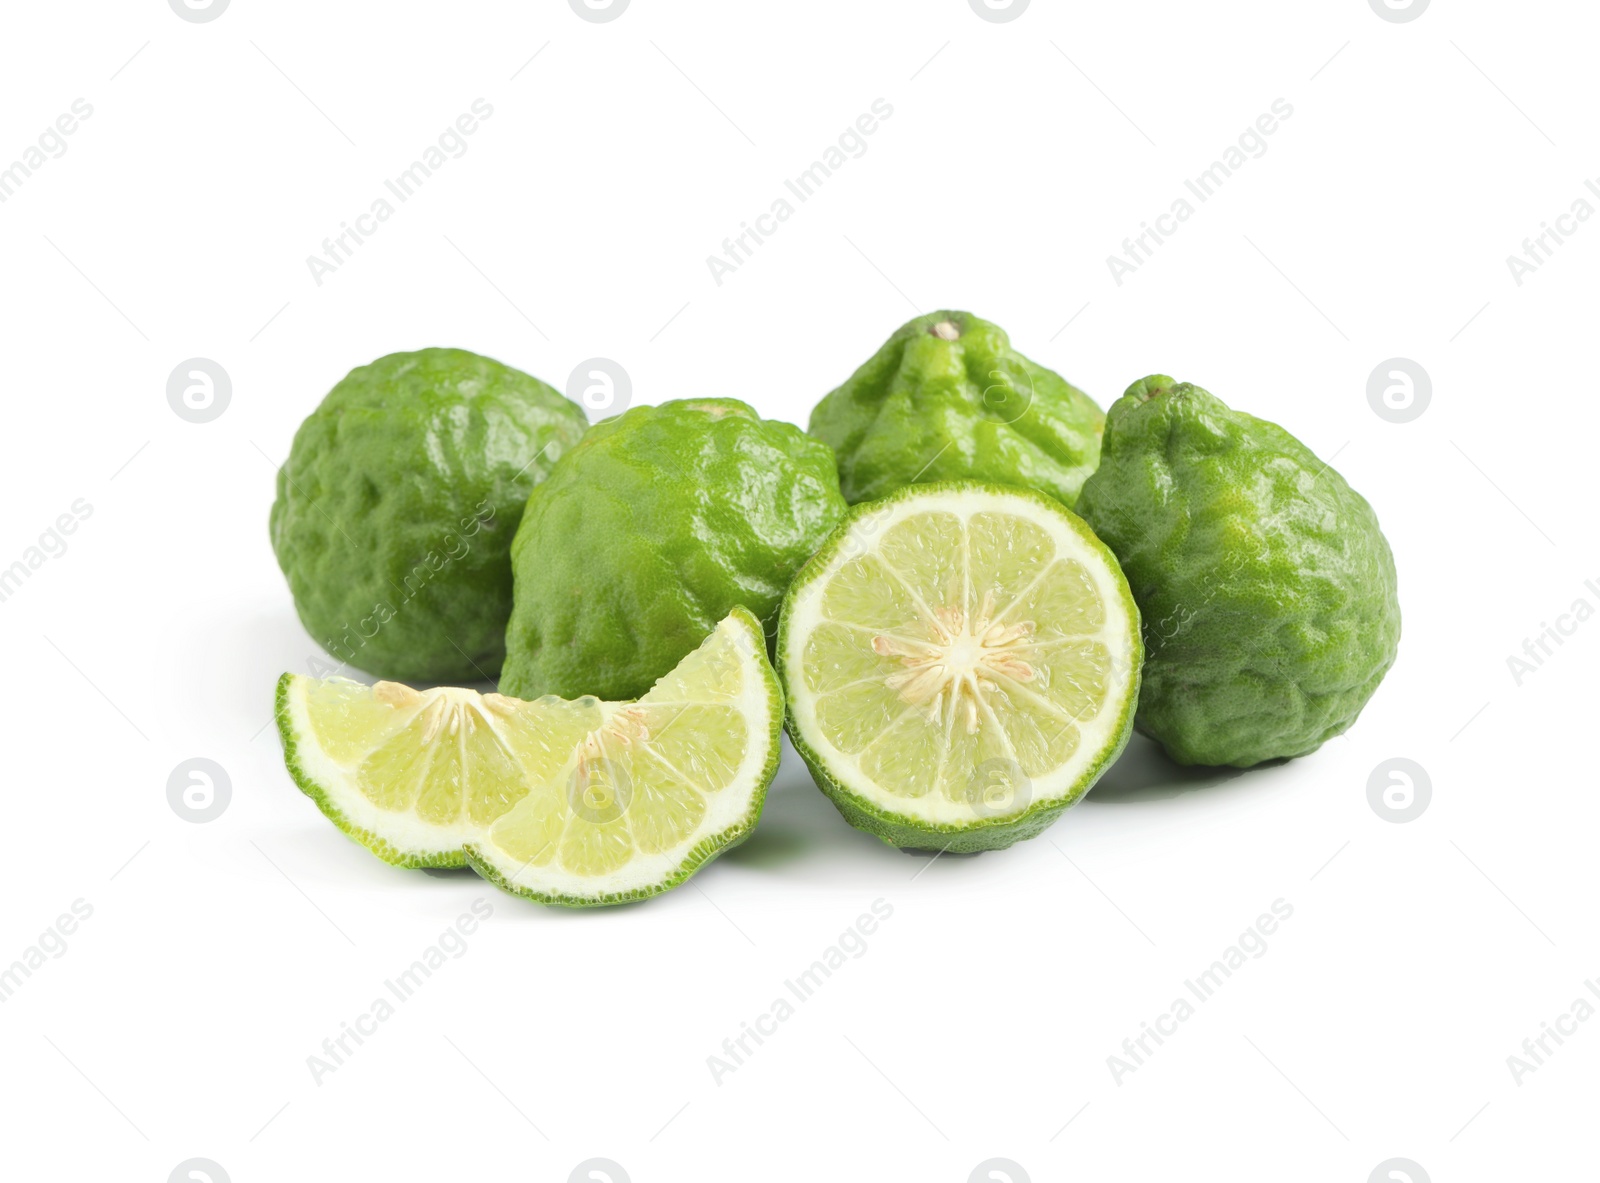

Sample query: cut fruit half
[778,482,1142,851]
[275,607,783,905]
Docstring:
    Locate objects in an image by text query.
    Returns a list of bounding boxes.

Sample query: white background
[1,1,1595,1180]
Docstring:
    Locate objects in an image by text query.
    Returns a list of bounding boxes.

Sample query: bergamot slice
[778,482,1141,852]
[275,607,782,905]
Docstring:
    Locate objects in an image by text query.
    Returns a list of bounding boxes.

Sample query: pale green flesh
[281,611,778,902]
[785,489,1141,830]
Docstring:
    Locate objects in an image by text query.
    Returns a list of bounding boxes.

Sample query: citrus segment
[876,511,965,609]
[821,554,926,632]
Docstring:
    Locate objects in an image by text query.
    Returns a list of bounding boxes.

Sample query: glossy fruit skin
[808,310,1104,508]
[500,398,847,702]
[270,348,588,683]
[1074,376,1401,767]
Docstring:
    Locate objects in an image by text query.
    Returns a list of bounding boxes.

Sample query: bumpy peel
[500,398,846,703]
[1074,376,1401,767]
[808,310,1105,508]
[270,348,588,682]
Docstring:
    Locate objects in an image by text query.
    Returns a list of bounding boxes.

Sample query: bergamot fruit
[1074,376,1401,768]
[779,482,1141,852]
[276,607,783,906]
[271,348,588,683]
[499,398,847,702]
[808,311,1104,508]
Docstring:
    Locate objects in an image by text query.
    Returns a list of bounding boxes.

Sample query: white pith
[783,488,1139,827]
[282,614,777,899]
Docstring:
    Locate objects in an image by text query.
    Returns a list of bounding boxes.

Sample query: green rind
[777,481,1142,853]
[462,808,764,909]
[275,606,785,905]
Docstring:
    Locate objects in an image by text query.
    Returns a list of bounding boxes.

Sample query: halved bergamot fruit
[778,482,1141,852]
[276,607,782,906]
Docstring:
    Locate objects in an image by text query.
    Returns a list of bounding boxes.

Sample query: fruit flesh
[780,483,1141,851]
[478,626,758,885]
[276,608,784,905]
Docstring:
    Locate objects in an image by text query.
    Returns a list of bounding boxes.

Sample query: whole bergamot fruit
[270,348,588,683]
[500,398,846,702]
[808,310,1104,507]
[1074,376,1400,767]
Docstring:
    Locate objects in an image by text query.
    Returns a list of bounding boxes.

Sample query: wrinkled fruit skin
[500,398,847,702]
[270,348,588,683]
[808,310,1104,507]
[1075,376,1400,767]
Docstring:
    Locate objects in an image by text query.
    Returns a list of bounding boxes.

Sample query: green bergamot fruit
[500,398,847,702]
[271,348,588,682]
[808,311,1104,507]
[1074,376,1401,767]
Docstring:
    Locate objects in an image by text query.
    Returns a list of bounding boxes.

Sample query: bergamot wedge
[778,482,1141,852]
[1074,376,1401,767]
[808,311,1105,508]
[276,607,782,906]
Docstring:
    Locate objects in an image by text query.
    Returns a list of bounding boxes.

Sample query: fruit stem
[1132,374,1176,402]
